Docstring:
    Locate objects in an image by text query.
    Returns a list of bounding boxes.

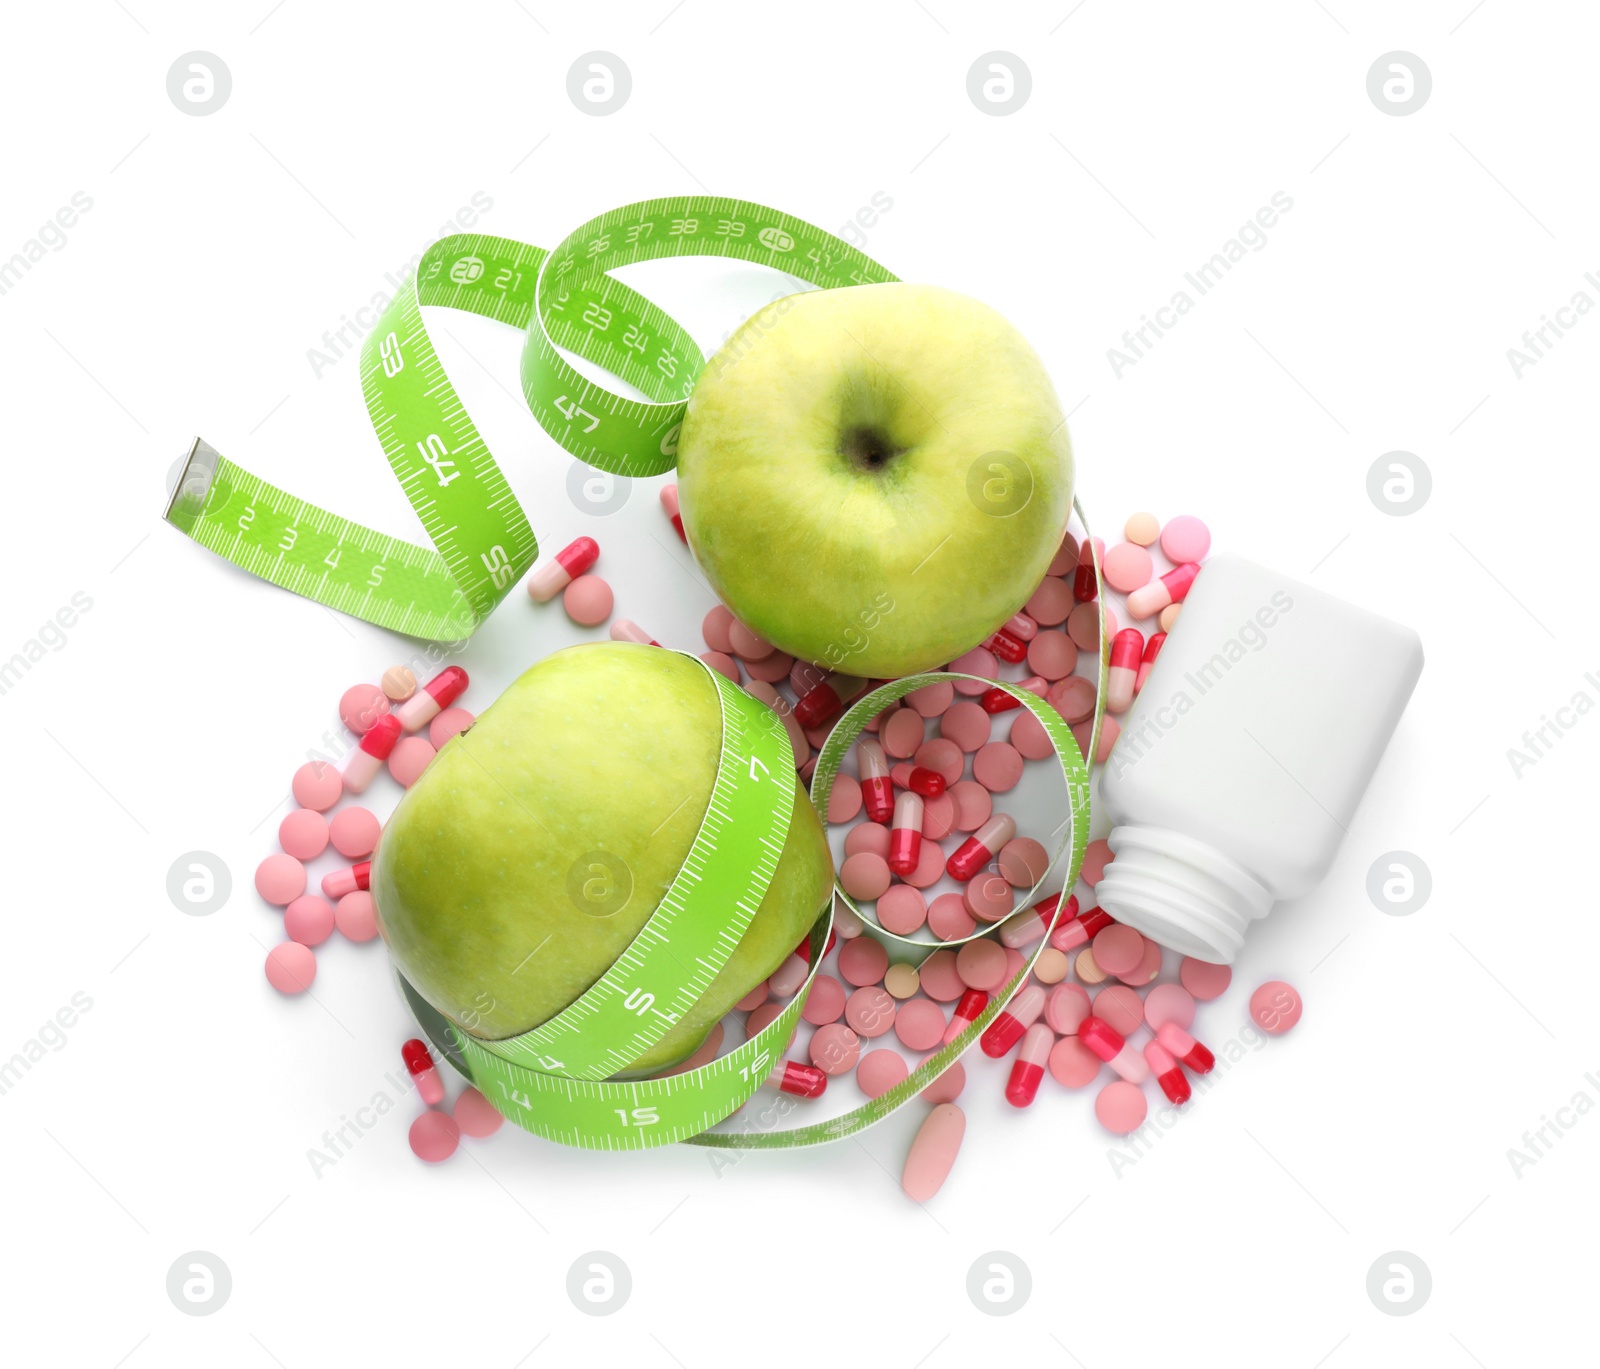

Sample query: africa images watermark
[0,592,95,699]
[1504,669,1600,778]
[1505,269,1600,379]
[0,192,94,298]
[0,991,95,1098]
[1505,1068,1600,1178]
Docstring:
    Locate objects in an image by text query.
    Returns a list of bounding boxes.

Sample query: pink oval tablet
[1143,982,1196,1031]
[877,884,928,936]
[1160,514,1211,564]
[429,706,475,749]
[955,938,1007,991]
[1048,1035,1101,1088]
[1092,985,1145,1036]
[1009,710,1054,761]
[917,950,965,1001]
[881,707,926,759]
[746,1002,786,1036]
[1048,531,1080,575]
[264,941,316,994]
[1049,676,1097,725]
[1025,576,1074,627]
[939,702,991,753]
[334,891,378,942]
[1103,542,1154,594]
[840,852,892,902]
[339,683,390,734]
[728,619,773,661]
[998,837,1050,888]
[702,604,736,653]
[453,1086,504,1139]
[895,998,948,1052]
[839,936,889,988]
[1026,630,1077,681]
[946,647,998,694]
[388,736,436,787]
[735,981,769,1013]
[809,1023,861,1075]
[857,1048,909,1098]
[1180,957,1233,1001]
[827,781,863,825]
[291,761,342,812]
[562,574,613,626]
[905,681,955,717]
[920,792,956,840]
[973,742,1024,793]
[1095,1080,1149,1135]
[744,650,794,683]
[964,873,1015,923]
[278,808,329,861]
[255,853,307,906]
[948,779,993,831]
[700,650,740,682]
[329,806,381,859]
[1045,983,1091,1035]
[802,975,847,1025]
[1081,838,1115,886]
[927,892,977,941]
[1124,512,1160,547]
[913,738,965,783]
[409,1110,460,1162]
[1092,924,1145,975]
[844,822,891,859]
[1250,980,1303,1034]
[284,895,335,947]
[1120,936,1163,987]
[903,1102,966,1202]
[1066,601,1103,651]
[921,1060,966,1104]
[845,986,897,1038]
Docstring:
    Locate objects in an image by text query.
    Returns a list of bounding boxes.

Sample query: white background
[2,1,1595,1365]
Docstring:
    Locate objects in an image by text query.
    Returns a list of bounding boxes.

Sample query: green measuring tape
[164,198,897,640]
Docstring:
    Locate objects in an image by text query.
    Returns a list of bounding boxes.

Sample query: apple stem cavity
[839,424,905,473]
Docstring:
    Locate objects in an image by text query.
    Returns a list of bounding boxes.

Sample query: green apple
[677,282,1073,678]
[371,642,833,1077]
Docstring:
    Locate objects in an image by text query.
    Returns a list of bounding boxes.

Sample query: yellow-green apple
[372,643,833,1077]
[677,282,1073,678]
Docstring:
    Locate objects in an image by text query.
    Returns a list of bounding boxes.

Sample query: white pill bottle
[1095,555,1424,964]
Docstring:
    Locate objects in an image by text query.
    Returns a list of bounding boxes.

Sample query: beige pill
[381,666,417,701]
[1033,948,1071,984]
[884,964,921,999]
[1075,947,1109,984]
[1124,512,1160,546]
[1158,603,1182,632]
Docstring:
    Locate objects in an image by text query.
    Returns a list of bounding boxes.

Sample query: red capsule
[526,536,600,602]
[794,671,866,728]
[342,713,402,794]
[895,766,946,798]
[659,485,687,543]
[887,791,924,876]
[402,1038,444,1106]
[1001,893,1078,949]
[1107,628,1144,713]
[1157,1021,1216,1073]
[770,1060,827,1097]
[1073,536,1100,602]
[946,814,1016,881]
[984,628,1028,664]
[857,738,893,823]
[1004,1023,1055,1108]
[1135,631,1166,696]
[981,982,1047,1057]
[1049,904,1113,953]
[1004,611,1039,643]
[981,687,1023,714]
[942,988,989,1045]
[1145,1039,1192,1104]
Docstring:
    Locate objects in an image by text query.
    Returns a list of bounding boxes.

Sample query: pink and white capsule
[1003,611,1039,643]
[1005,1023,1054,1108]
[1049,905,1114,954]
[525,536,599,602]
[402,1038,445,1106]
[768,951,808,999]
[858,738,894,824]
[946,813,1016,881]
[981,982,1046,1057]
[942,988,989,1045]
[1107,628,1144,713]
[660,484,686,542]
[322,860,371,901]
[1145,1039,1192,1104]
[396,666,468,731]
[1127,562,1200,620]
[1001,893,1078,949]
[610,619,660,646]
[888,791,924,876]
[1157,1021,1216,1073]
[1136,631,1166,695]
[1079,1014,1150,1084]
[342,714,402,794]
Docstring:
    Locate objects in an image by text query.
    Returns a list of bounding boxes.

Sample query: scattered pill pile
[255,493,1305,1189]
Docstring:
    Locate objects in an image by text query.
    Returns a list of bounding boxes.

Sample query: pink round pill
[1144,983,1196,1031]
[948,780,992,831]
[700,650,740,682]
[946,646,998,693]
[1049,676,1097,725]
[278,808,328,861]
[1025,576,1074,627]
[840,852,892,902]
[264,941,316,994]
[920,792,956,840]
[746,1002,786,1036]
[1081,838,1115,885]
[844,822,891,859]
[838,936,890,987]
[334,891,378,942]
[939,702,991,753]
[857,1048,909,1098]
[1160,514,1211,564]
[809,1023,861,1075]
[917,950,965,1001]
[1092,985,1145,1036]
[1124,512,1160,547]
[453,1086,504,1139]
[998,837,1049,888]
[1026,630,1077,681]
[921,1060,966,1104]
[1009,710,1054,761]
[328,806,381,859]
[1120,936,1163,987]
[409,1110,460,1162]
[1048,1035,1101,1088]
[1180,957,1233,1001]
[745,650,794,683]
[388,736,436,787]
[284,895,336,946]
[1095,1080,1149,1134]
[895,998,948,1052]
[913,738,965,784]
[1066,601,1104,652]
[802,974,847,1025]
[927,892,977,941]
[562,574,613,626]
[877,707,921,759]
[955,938,1007,991]
[973,742,1024,793]
[339,683,389,734]
[1048,531,1079,575]
[727,619,773,661]
[1103,542,1154,594]
[964,872,1014,923]
[735,981,769,1013]
[877,884,927,936]
[702,604,736,653]
[827,781,863,825]
[1250,980,1303,1034]
[1091,924,1145,975]
[255,853,306,906]
[845,986,897,1038]
[1045,982,1091,1035]
[291,761,342,812]
[428,706,475,749]
[902,838,948,890]
[905,681,955,717]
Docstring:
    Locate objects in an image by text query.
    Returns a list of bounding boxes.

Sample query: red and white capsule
[659,484,686,543]
[1049,904,1114,954]
[857,738,894,824]
[769,1060,827,1097]
[402,1038,444,1106]
[1079,1014,1150,1084]
[322,860,371,901]
[396,666,468,731]
[1145,1039,1192,1104]
[887,791,924,876]
[942,988,989,1045]
[946,813,1016,882]
[794,671,867,728]
[1004,1023,1055,1108]
[525,536,599,603]
[1001,893,1078,949]
[610,619,660,646]
[342,714,402,794]
[1156,1021,1216,1073]
[1107,628,1144,713]
[1127,562,1200,620]
[981,982,1047,1057]
[983,628,1028,664]
[894,766,947,799]
[1135,631,1166,696]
